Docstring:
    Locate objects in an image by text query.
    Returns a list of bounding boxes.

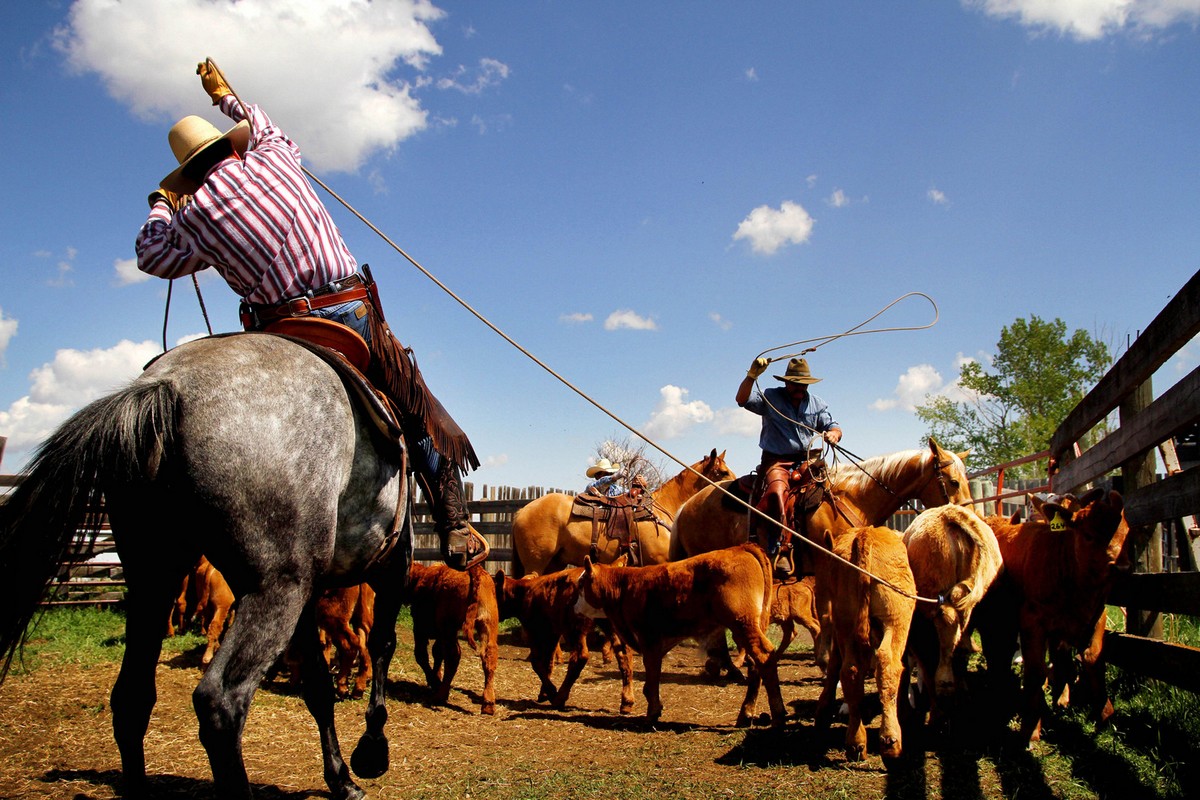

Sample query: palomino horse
[669,438,972,678]
[0,333,429,800]
[670,438,973,561]
[511,449,735,576]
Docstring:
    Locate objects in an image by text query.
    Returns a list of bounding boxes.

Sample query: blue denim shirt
[742,386,839,457]
[585,474,624,496]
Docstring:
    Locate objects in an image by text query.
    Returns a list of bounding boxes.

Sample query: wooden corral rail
[0,481,572,606]
[1049,267,1200,691]
[966,450,1051,517]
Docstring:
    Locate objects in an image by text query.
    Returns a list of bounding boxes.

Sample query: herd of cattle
[169,484,1129,763]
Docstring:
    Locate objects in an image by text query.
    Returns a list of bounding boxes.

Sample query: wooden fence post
[1122,376,1162,639]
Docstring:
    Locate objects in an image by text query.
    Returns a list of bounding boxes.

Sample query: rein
[199,59,944,607]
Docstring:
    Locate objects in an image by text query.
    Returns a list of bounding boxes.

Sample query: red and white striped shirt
[136,96,358,305]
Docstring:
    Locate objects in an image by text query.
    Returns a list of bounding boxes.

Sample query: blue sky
[1,0,1198,491]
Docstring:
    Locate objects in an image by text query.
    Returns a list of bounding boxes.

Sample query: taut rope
[201,59,943,605]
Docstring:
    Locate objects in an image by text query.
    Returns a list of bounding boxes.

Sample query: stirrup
[773,551,795,580]
[442,524,490,571]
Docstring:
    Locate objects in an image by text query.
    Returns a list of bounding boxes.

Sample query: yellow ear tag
[1050,512,1067,532]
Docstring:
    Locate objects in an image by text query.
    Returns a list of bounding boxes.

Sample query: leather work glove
[147,188,191,211]
[197,61,232,106]
[746,357,770,380]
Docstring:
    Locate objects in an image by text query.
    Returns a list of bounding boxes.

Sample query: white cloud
[38,246,77,287]
[871,364,946,412]
[732,200,815,255]
[483,453,509,468]
[872,355,984,412]
[928,187,949,205]
[715,405,761,438]
[52,0,495,173]
[827,189,850,208]
[604,310,658,331]
[560,312,594,324]
[709,312,732,331]
[965,0,1200,41]
[437,57,511,94]
[0,339,162,471]
[745,67,759,81]
[642,385,713,439]
[114,257,151,285]
[0,309,17,364]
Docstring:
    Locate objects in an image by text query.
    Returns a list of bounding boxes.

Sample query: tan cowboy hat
[586,458,622,478]
[160,115,251,194]
[774,357,822,384]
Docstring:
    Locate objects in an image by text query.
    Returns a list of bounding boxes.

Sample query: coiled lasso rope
[203,59,946,606]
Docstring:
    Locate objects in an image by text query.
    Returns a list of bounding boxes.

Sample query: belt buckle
[286,297,313,317]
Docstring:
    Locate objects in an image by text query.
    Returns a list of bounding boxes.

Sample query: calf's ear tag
[1050,512,1067,532]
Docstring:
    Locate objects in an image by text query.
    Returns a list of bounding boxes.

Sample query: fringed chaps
[364,306,479,474]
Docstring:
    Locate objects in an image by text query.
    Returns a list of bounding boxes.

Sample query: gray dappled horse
[0,333,422,800]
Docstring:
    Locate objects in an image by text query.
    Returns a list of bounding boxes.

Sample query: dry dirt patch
[0,627,1063,799]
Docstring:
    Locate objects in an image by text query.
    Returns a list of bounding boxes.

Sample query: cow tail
[464,565,482,648]
[750,543,773,633]
[510,540,526,579]
[0,379,178,683]
[851,530,873,640]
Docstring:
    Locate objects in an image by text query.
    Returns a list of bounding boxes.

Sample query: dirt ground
[0,625,1084,800]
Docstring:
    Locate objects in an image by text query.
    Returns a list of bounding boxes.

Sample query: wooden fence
[0,481,571,607]
[1047,267,1200,691]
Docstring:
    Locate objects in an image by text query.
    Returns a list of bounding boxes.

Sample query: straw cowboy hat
[774,357,822,385]
[586,458,622,478]
[160,115,250,194]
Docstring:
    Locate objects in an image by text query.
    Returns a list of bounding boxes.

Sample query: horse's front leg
[294,604,364,800]
[352,580,403,780]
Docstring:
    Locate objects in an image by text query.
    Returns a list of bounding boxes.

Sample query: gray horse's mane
[829,448,928,494]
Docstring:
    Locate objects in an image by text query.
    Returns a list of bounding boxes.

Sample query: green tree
[915,315,1110,475]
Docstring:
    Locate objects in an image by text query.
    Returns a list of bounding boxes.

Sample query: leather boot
[428,460,489,571]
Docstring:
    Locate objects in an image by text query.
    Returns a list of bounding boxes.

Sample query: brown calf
[575,543,785,727]
[189,556,235,667]
[280,583,375,699]
[318,583,375,699]
[730,576,822,671]
[405,563,498,715]
[772,576,822,655]
[974,488,1126,745]
[494,566,631,711]
[814,526,915,761]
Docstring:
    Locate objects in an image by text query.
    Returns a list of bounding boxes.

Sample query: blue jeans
[310,299,372,345]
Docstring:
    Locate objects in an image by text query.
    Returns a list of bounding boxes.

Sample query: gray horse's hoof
[350,731,389,779]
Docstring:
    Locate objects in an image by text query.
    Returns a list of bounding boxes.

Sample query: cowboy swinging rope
[753,292,940,502]
[196,59,945,606]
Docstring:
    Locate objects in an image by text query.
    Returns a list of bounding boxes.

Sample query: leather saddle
[572,492,660,566]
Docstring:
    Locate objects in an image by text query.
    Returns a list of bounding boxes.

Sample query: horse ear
[718,450,727,460]
[613,553,629,568]
[927,437,942,455]
[709,447,718,461]
[957,449,971,462]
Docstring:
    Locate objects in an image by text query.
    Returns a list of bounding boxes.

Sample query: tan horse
[511,449,735,576]
[670,438,973,562]
[670,438,972,680]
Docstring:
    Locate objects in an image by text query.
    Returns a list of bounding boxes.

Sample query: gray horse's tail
[0,378,178,682]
